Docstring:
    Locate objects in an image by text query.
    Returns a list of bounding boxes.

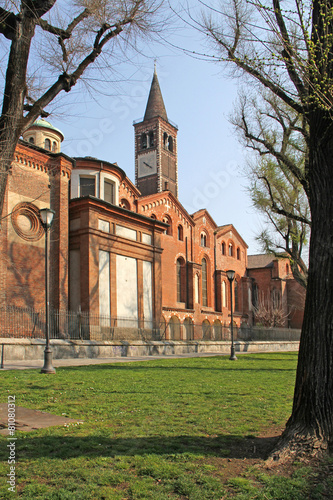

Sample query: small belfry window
[229,243,234,257]
[29,137,34,144]
[201,233,207,247]
[44,138,51,151]
[168,136,173,152]
[80,176,95,197]
[52,141,57,152]
[237,247,240,260]
[163,132,168,148]
[141,133,147,149]
[148,131,154,147]
[202,258,208,306]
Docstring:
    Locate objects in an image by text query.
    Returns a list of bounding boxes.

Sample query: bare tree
[253,289,288,327]
[231,89,309,288]
[186,0,333,461]
[0,0,163,217]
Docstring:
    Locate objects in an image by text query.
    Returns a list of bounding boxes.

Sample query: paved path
[0,351,231,370]
[0,404,83,435]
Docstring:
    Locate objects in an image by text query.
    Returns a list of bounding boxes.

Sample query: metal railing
[0,306,301,342]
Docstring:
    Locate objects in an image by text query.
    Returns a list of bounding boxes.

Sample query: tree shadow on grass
[60,363,296,373]
[12,433,280,461]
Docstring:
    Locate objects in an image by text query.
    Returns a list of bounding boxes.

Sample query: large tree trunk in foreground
[0,11,36,220]
[268,114,333,464]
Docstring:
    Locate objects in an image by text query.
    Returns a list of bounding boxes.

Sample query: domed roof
[32,119,64,141]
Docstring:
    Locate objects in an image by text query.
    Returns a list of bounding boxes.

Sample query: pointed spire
[144,66,168,121]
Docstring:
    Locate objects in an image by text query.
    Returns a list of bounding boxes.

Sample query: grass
[0,353,332,499]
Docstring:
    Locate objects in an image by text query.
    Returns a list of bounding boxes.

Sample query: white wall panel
[69,250,81,311]
[143,261,153,324]
[99,250,110,318]
[116,255,138,322]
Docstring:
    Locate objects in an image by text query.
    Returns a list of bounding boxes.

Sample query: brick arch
[168,315,181,340]
[200,228,209,248]
[183,316,194,340]
[162,213,172,235]
[227,239,235,257]
[202,319,212,339]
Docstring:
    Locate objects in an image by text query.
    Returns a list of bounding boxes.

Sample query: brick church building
[0,69,305,337]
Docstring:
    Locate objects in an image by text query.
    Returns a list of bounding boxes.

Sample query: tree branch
[22,8,140,128]
[260,175,311,225]
[273,0,305,100]
[0,7,17,40]
[209,27,304,114]
[23,0,57,19]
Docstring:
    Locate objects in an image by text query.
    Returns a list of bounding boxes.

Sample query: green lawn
[0,353,332,499]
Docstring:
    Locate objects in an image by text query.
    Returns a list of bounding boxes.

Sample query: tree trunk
[0,13,36,219]
[268,113,333,464]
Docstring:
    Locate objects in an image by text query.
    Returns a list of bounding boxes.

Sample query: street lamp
[39,208,56,374]
[226,270,237,361]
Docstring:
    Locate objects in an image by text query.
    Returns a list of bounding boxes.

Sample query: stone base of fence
[0,338,300,363]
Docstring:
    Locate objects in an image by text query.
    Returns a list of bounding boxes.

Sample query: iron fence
[0,306,301,342]
[238,325,301,342]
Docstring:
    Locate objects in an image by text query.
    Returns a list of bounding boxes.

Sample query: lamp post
[40,208,56,374]
[226,270,237,361]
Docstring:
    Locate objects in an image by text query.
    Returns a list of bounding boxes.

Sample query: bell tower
[134,67,178,197]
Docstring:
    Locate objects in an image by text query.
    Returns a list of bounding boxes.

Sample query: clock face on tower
[138,151,157,177]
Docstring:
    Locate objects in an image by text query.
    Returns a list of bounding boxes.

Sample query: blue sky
[47,7,265,254]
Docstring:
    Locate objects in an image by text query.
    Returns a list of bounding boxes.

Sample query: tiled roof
[144,69,168,121]
[247,254,275,269]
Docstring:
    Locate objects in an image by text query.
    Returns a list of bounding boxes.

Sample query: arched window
[150,214,157,219]
[222,281,226,308]
[213,320,222,341]
[201,232,207,247]
[271,289,281,309]
[221,242,226,255]
[52,141,57,152]
[162,215,172,235]
[163,132,168,148]
[202,319,211,339]
[44,138,51,151]
[29,137,34,144]
[184,317,194,340]
[202,258,208,306]
[178,225,183,241]
[169,316,181,340]
[141,133,147,149]
[194,274,199,303]
[234,280,239,311]
[177,257,186,303]
[148,131,154,147]
[168,136,173,152]
[252,283,258,308]
[237,247,240,260]
[229,242,234,257]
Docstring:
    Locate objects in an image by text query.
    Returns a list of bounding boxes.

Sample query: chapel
[0,69,305,338]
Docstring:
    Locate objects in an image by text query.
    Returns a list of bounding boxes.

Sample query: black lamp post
[40,208,56,374]
[226,269,237,361]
